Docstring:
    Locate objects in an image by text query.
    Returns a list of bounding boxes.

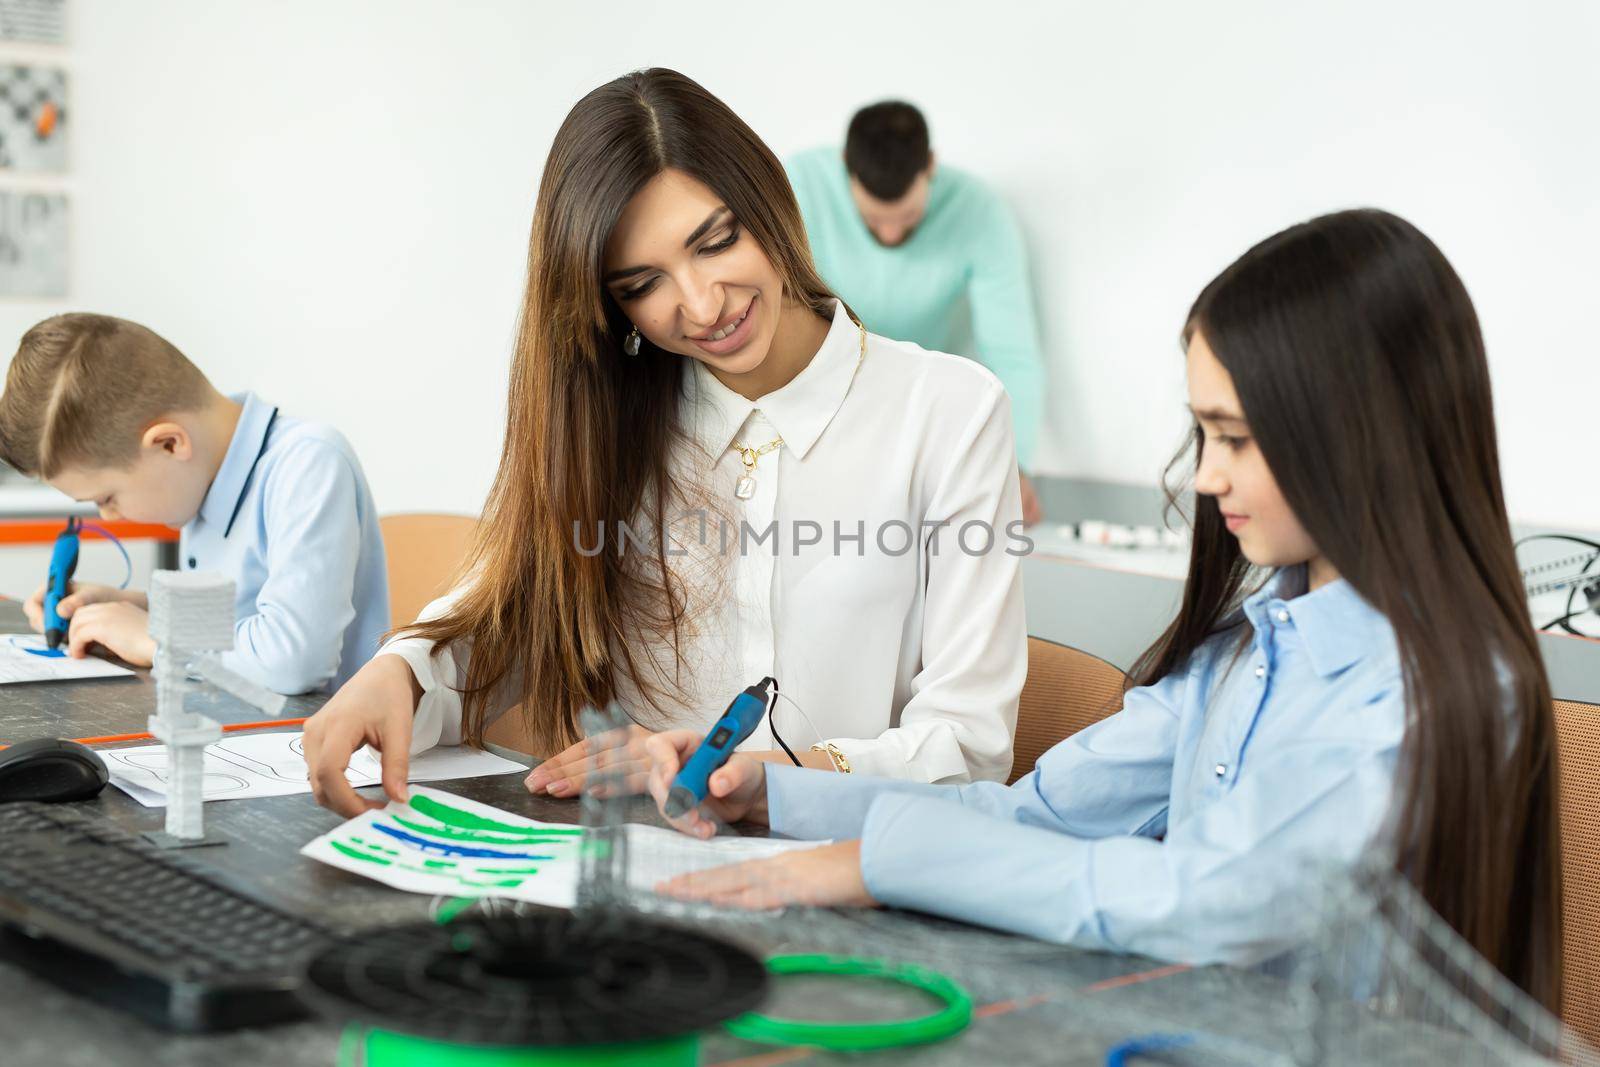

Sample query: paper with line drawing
[103,731,524,807]
[301,785,828,909]
[0,634,134,684]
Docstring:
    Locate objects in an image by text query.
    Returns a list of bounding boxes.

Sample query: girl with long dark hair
[302,69,1027,812]
[645,208,1563,1010]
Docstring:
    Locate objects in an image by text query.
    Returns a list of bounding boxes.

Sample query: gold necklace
[728,322,867,501]
[730,436,783,500]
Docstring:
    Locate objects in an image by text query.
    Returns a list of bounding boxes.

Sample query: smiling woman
[602,171,831,400]
[300,68,1029,818]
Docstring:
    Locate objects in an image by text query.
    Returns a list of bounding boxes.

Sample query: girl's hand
[645,729,769,838]
[302,654,421,817]
[655,841,877,909]
[526,724,656,798]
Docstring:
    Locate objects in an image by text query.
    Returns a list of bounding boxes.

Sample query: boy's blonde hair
[0,313,212,478]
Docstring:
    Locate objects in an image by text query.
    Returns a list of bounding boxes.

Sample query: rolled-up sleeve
[377,587,522,756]
[819,380,1026,784]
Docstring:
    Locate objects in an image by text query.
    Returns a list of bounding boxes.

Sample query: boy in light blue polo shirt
[0,313,388,694]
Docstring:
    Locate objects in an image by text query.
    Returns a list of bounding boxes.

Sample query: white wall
[0,0,1593,529]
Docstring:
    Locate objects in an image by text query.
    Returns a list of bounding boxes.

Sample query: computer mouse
[0,738,109,803]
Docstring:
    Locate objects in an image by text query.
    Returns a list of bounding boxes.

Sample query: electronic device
[0,738,108,803]
[664,676,775,819]
[42,516,80,650]
[0,801,335,1031]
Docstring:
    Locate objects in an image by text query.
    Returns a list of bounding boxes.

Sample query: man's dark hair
[844,101,931,201]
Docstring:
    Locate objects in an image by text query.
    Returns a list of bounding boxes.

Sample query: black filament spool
[300,912,769,1048]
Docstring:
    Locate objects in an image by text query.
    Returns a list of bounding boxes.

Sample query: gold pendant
[730,437,780,502]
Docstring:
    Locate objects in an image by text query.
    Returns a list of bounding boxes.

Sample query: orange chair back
[378,513,477,630]
[1009,637,1127,784]
[1555,697,1600,1045]
[379,512,533,754]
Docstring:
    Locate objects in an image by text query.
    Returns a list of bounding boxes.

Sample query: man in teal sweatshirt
[788,101,1047,524]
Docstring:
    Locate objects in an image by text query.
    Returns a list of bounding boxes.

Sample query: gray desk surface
[0,604,1500,1067]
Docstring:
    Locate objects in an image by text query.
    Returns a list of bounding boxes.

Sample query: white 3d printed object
[145,571,286,846]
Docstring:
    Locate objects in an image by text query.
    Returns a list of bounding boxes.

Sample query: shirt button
[1214,763,1228,778]
[187,557,197,568]
[1275,609,1290,623]
[1254,665,1266,679]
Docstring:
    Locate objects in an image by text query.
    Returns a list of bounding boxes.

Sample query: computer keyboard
[0,801,336,1031]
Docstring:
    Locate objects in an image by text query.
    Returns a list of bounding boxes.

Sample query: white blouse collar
[684,299,863,465]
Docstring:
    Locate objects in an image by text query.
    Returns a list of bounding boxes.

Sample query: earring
[624,327,641,356]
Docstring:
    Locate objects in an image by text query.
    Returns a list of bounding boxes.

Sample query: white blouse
[382,301,1027,783]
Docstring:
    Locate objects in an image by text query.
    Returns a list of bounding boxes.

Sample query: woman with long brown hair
[642,208,1563,1010]
[302,69,1028,814]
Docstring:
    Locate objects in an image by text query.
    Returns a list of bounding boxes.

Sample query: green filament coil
[724,953,973,1050]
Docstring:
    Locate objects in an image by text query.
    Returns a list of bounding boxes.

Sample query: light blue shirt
[179,392,389,694]
[787,148,1047,468]
[767,567,1406,966]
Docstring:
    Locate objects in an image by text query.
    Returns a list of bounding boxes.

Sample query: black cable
[765,677,802,767]
[1547,613,1598,633]
[1541,577,1600,637]
[1559,579,1581,634]
[1547,581,1580,636]
[1515,533,1600,552]
[1560,555,1598,636]
[1541,606,1599,636]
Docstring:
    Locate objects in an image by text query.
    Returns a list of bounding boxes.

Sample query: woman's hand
[644,729,769,838]
[526,724,657,798]
[24,581,148,633]
[302,654,422,817]
[655,841,878,909]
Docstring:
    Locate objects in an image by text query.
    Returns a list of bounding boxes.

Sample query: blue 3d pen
[43,517,81,650]
[664,676,776,819]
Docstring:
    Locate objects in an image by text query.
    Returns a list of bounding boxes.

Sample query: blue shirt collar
[1241,565,1390,678]
[197,392,279,534]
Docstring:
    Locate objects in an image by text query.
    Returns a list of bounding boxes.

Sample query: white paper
[302,785,829,909]
[0,634,134,683]
[622,822,836,890]
[104,731,525,807]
